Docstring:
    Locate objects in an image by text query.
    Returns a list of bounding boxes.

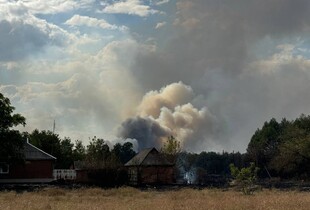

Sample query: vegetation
[0,187,309,210]
[161,135,181,163]
[230,163,259,195]
[247,116,310,179]
[1,91,310,182]
[0,93,26,163]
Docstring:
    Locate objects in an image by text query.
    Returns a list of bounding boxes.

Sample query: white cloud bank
[65,15,128,31]
[101,0,158,17]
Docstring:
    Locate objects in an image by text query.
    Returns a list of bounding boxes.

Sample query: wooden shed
[125,148,175,185]
[0,140,56,183]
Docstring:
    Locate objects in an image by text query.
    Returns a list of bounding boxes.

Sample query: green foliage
[161,136,181,155]
[161,136,181,164]
[28,129,64,167]
[247,115,310,179]
[111,142,136,164]
[59,137,74,168]
[0,93,25,130]
[0,93,26,163]
[87,136,111,162]
[73,140,86,161]
[230,163,259,195]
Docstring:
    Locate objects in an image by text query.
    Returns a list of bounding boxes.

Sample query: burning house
[125,148,175,185]
[0,140,56,183]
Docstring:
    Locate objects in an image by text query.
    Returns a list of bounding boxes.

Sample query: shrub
[230,162,259,195]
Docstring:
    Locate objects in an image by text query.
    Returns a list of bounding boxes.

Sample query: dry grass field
[0,187,309,210]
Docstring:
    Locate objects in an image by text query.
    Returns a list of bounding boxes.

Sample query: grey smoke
[125,0,310,152]
[117,116,170,151]
[117,82,220,152]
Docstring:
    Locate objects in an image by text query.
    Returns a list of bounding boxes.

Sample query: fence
[53,169,76,180]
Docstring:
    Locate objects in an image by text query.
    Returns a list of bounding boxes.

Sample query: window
[0,163,9,174]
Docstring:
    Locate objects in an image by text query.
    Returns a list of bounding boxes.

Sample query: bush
[230,162,259,195]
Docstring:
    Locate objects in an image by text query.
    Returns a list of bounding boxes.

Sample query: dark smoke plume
[117,116,170,151]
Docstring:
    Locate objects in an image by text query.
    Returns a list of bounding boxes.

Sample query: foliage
[59,137,74,169]
[161,136,181,155]
[161,136,181,164]
[230,163,259,195]
[28,130,85,168]
[28,129,64,168]
[0,93,26,163]
[73,140,86,161]
[247,115,310,179]
[0,93,26,130]
[86,136,111,165]
[111,142,136,164]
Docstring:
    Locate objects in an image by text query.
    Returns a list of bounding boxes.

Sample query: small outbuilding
[125,148,175,185]
[0,140,56,183]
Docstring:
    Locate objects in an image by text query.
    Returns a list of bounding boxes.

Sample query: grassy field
[0,187,309,210]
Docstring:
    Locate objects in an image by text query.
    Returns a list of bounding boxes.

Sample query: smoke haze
[1,0,310,152]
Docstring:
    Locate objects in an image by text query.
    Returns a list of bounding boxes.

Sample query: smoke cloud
[118,82,219,151]
[124,0,310,152]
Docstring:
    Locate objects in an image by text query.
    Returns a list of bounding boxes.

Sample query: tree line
[25,131,136,169]
[1,92,309,180]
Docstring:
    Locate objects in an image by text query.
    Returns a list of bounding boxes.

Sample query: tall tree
[0,93,26,163]
[161,136,181,155]
[246,118,282,176]
[161,136,181,164]
[86,136,111,167]
[111,142,136,164]
[28,129,63,168]
[247,115,310,179]
[59,137,74,168]
[73,140,86,161]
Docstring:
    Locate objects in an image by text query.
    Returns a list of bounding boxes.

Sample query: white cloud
[155,21,166,29]
[102,0,158,17]
[0,38,152,143]
[0,0,95,15]
[0,17,71,61]
[0,1,76,61]
[249,44,310,75]
[153,0,170,6]
[65,15,127,31]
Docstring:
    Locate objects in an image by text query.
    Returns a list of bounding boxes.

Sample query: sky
[1,0,310,153]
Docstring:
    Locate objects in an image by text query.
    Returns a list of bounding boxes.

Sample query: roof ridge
[26,142,57,160]
[140,148,156,165]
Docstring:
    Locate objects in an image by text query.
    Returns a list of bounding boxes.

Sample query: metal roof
[24,141,56,160]
[124,148,173,166]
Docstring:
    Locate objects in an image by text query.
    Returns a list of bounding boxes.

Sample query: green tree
[59,137,74,168]
[247,118,282,177]
[86,136,111,167]
[270,123,310,178]
[111,142,136,164]
[28,129,63,168]
[247,115,310,179]
[161,136,181,164]
[73,140,86,161]
[230,163,259,195]
[0,93,26,163]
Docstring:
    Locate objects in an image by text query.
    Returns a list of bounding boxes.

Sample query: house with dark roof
[125,148,175,185]
[0,140,56,183]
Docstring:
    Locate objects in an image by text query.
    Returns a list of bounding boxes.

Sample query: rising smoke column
[117,82,219,152]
